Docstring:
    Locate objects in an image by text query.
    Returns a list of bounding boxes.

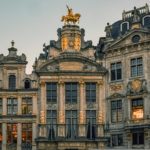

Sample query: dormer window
[24,79,31,89]
[9,75,16,90]
[143,15,150,28]
[120,22,129,34]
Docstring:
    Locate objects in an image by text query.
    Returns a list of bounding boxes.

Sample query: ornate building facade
[0,4,150,150]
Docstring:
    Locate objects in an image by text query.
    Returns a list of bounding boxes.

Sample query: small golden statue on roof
[61,5,81,24]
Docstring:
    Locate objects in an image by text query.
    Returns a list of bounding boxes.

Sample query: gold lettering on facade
[74,37,81,51]
[97,111,104,124]
[110,84,122,91]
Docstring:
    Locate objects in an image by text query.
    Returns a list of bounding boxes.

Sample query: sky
[0,0,149,74]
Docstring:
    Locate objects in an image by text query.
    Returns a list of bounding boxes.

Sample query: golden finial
[61,5,81,24]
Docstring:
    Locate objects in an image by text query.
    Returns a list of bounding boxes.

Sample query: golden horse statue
[61,5,81,24]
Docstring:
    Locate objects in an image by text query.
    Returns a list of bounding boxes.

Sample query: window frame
[130,57,143,77]
[65,82,78,104]
[22,123,32,143]
[22,97,32,115]
[7,98,18,115]
[111,134,123,146]
[110,62,122,81]
[86,82,96,103]
[8,75,16,90]
[131,98,144,120]
[132,129,144,145]
[46,82,57,103]
[111,100,123,123]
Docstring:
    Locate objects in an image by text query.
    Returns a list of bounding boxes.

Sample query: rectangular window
[22,97,32,115]
[22,124,32,143]
[0,99,2,115]
[86,110,96,139]
[7,98,18,115]
[86,83,96,102]
[132,98,143,120]
[111,62,122,81]
[7,124,17,144]
[47,110,57,140]
[8,75,16,90]
[46,83,57,103]
[112,134,123,146]
[131,57,143,77]
[111,100,122,123]
[66,110,78,139]
[65,83,78,103]
[132,129,144,145]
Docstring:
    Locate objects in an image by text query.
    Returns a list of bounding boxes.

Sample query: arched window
[143,15,150,28]
[120,22,129,34]
[9,75,16,90]
[24,79,31,89]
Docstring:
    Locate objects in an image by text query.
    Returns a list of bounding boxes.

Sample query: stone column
[3,96,7,115]
[18,96,22,115]
[39,81,46,137]
[79,81,86,138]
[2,123,7,150]
[17,123,22,150]
[58,81,65,138]
[32,123,37,150]
[97,80,105,149]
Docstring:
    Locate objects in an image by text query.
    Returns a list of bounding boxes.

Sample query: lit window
[86,83,96,102]
[7,98,18,115]
[47,110,57,140]
[111,100,122,123]
[22,98,32,115]
[46,83,57,103]
[65,83,78,103]
[132,98,143,120]
[7,124,17,144]
[131,57,143,77]
[22,124,32,143]
[86,110,96,139]
[132,129,144,145]
[111,62,122,81]
[112,134,123,146]
[8,75,16,90]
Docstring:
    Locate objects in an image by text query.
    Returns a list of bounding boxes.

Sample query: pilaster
[2,123,6,150]
[17,123,22,150]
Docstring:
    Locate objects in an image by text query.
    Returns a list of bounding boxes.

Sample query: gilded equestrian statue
[61,5,81,24]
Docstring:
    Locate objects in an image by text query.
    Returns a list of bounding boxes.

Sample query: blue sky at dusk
[0,0,149,73]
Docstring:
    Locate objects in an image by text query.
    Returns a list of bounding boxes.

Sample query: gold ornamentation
[40,111,45,124]
[79,111,85,124]
[131,79,142,92]
[110,84,122,91]
[74,37,81,51]
[61,37,68,50]
[61,5,81,24]
[97,111,104,124]
[59,111,65,124]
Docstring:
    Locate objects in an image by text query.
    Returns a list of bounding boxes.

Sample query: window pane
[7,98,18,115]
[65,83,77,103]
[9,75,16,90]
[22,98,32,115]
[46,83,57,103]
[22,124,32,143]
[86,83,96,102]
[7,124,17,144]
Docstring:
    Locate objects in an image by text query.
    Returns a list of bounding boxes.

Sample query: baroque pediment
[107,93,125,100]
[106,29,150,50]
[36,52,107,74]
